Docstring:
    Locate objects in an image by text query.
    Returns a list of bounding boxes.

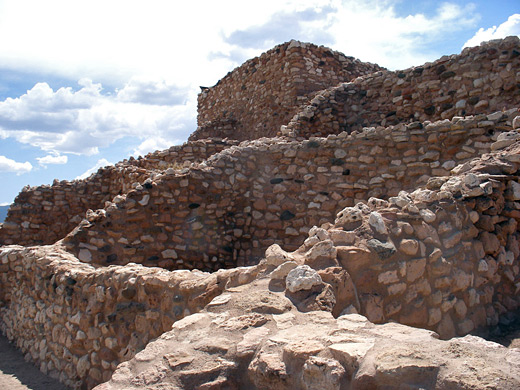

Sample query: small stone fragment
[286,265,323,293]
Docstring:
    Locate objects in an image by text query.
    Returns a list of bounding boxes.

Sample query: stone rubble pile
[263,141,520,339]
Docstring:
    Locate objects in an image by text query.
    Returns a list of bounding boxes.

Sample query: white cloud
[317,1,478,70]
[0,1,483,84]
[0,79,196,156]
[117,78,188,106]
[36,154,68,166]
[0,155,32,174]
[0,0,491,168]
[75,158,113,180]
[463,14,520,48]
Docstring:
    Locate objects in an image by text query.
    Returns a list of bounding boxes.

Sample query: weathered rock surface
[95,278,520,390]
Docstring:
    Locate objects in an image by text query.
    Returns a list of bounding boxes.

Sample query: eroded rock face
[95,278,520,390]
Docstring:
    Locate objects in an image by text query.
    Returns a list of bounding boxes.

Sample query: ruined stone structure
[60,110,519,272]
[0,139,239,246]
[191,40,383,141]
[1,37,520,389]
[286,36,520,138]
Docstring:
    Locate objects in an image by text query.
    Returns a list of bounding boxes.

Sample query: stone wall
[285,36,520,138]
[2,138,520,389]
[61,110,519,271]
[0,37,520,390]
[0,139,238,247]
[281,140,520,339]
[125,138,240,171]
[191,40,383,141]
[0,245,259,389]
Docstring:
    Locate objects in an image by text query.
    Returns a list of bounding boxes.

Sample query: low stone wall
[61,110,519,271]
[0,139,238,247]
[285,36,520,138]
[0,165,151,247]
[0,245,260,389]
[191,40,383,141]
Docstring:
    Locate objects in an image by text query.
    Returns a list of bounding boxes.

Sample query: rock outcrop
[95,278,520,390]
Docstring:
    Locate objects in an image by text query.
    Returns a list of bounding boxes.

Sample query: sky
[0,0,519,206]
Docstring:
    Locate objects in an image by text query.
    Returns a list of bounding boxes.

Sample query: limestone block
[513,116,520,129]
[406,258,426,283]
[335,206,363,229]
[368,212,387,235]
[399,239,419,256]
[331,342,373,368]
[286,265,323,293]
[366,239,396,260]
[378,270,399,285]
[329,229,356,246]
[78,249,92,262]
[270,261,298,280]
[305,240,338,269]
[265,244,294,267]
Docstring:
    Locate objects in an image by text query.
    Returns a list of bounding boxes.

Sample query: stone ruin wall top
[1,37,518,250]
[0,138,239,247]
[60,110,519,272]
[286,36,520,138]
[191,40,384,141]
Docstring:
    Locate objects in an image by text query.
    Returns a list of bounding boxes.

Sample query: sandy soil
[0,334,69,390]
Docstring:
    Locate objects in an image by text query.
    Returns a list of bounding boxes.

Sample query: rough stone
[286,265,323,293]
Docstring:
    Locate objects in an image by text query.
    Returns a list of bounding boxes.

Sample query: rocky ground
[0,333,69,390]
[94,275,520,390]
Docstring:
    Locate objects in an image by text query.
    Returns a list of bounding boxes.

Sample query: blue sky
[0,0,519,205]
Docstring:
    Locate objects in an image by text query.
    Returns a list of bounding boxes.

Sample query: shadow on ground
[0,333,70,390]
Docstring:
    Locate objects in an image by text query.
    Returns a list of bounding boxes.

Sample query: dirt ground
[0,334,69,390]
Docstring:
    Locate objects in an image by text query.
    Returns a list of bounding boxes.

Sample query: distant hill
[0,205,9,223]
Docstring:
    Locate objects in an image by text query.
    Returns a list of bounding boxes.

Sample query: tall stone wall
[61,110,519,271]
[0,245,259,389]
[0,139,238,247]
[285,36,520,138]
[191,40,383,141]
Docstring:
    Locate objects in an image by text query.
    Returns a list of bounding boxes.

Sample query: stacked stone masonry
[0,138,239,246]
[2,138,520,388]
[288,140,520,340]
[62,109,519,272]
[191,40,383,141]
[0,245,259,389]
[286,36,520,139]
